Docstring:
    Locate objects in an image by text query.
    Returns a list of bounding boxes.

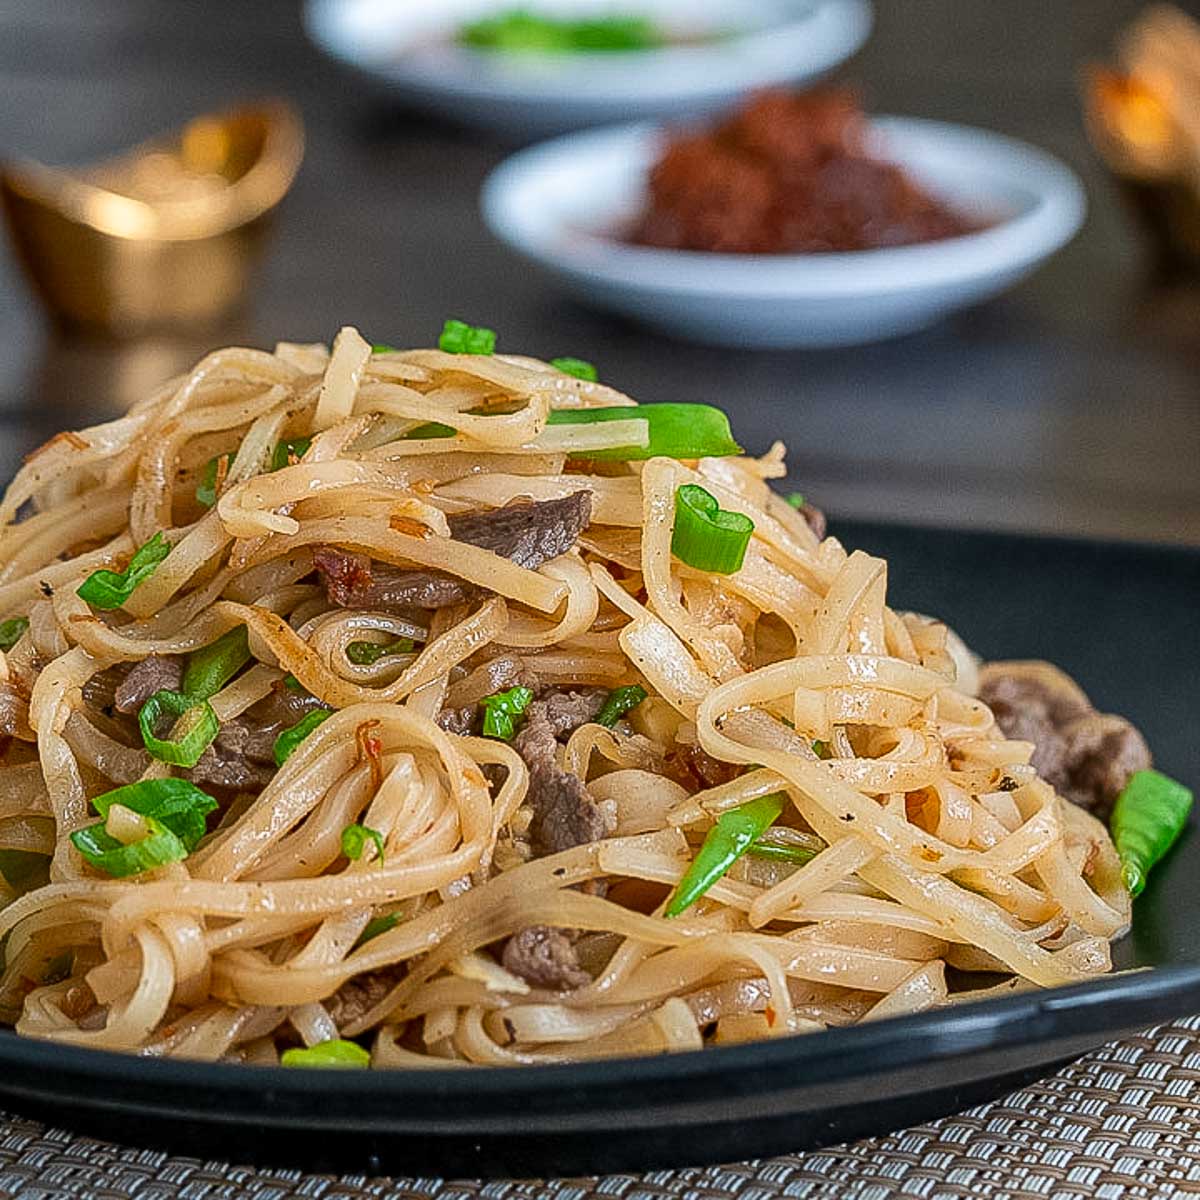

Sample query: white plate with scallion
[480,118,1087,348]
[303,0,873,138]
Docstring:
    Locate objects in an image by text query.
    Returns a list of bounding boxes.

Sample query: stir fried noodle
[0,328,1128,1065]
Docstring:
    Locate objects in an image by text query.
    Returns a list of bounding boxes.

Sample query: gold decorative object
[1084,5,1200,272]
[0,100,304,335]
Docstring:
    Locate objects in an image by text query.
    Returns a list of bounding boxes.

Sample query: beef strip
[324,967,403,1031]
[513,692,615,858]
[113,655,183,714]
[436,705,476,737]
[187,685,329,793]
[315,491,593,613]
[978,660,1151,820]
[0,682,31,740]
[797,501,826,541]
[501,925,590,991]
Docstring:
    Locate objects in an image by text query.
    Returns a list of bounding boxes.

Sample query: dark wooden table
[0,0,1197,545]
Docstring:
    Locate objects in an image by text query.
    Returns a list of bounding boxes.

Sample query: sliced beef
[502,925,589,991]
[113,655,183,714]
[315,492,592,614]
[446,491,592,571]
[324,967,403,1031]
[533,689,606,737]
[186,687,327,793]
[978,660,1152,820]
[436,705,476,737]
[514,693,615,857]
[797,501,826,541]
[666,743,742,792]
[314,549,478,611]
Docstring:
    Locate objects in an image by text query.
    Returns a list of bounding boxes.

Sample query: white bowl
[480,118,1088,347]
[303,0,873,138]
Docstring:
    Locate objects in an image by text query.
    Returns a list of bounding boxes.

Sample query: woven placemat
[3,1017,1200,1200]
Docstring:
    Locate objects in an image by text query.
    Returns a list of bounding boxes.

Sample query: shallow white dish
[303,0,873,138]
[480,118,1087,347]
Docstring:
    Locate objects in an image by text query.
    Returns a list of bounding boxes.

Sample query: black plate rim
[3,963,1200,1123]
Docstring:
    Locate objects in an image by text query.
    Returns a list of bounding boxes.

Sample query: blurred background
[0,0,1197,545]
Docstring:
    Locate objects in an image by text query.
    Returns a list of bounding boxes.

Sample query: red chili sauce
[631,89,976,254]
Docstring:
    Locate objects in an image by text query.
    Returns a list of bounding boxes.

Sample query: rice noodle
[0,327,1132,1065]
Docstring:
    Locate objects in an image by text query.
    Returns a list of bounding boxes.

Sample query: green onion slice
[595,684,647,728]
[280,1039,371,1069]
[355,911,401,947]
[138,690,220,768]
[402,403,740,461]
[480,685,534,740]
[346,638,414,665]
[341,822,386,864]
[195,453,230,508]
[274,709,333,766]
[270,437,313,472]
[181,626,251,700]
[77,531,171,610]
[371,343,397,354]
[70,778,218,878]
[549,356,598,381]
[0,617,28,650]
[438,318,496,355]
[671,484,754,575]
[786,493,807,509]
[460,10,661,53]
[667,794,786,917]
[1110,769,1194,897]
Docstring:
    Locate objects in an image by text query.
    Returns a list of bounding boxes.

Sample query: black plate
[1,522,1197,1178]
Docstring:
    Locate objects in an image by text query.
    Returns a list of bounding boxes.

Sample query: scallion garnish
[550,356,598,382]
[438,318,496,356]
[274,709,333,766]
[70,778,218,878]
[786,493,807,509]
[400,403,740,461]
[138,690,220,768]
[671,484,754,575]
[595,684,647,728]
[341,823,386,864]
[270,437,312,472]
[0,617,28,650]
[372,343,397,354]
[480,685,534,740]
[549,404,740,461]
[745,839,820,865]
[181,626,251,700]
[280,1039,371,1069]
[666,794,786,916]
[346,638,414,666]
[195,453,230,508]
[355,911,401,947]
[77,531,171,610]
[1110,769,1194,897]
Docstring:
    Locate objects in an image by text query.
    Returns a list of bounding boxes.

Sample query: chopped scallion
[341,823,386,864]
[138,690,220,769]
[671,484,754,575]
[0,617,28,650]
[438,318,496,355]
[270,437,312,472]
[181,626,250,700]
[667,794,786,916]
[549,356,598,381]
[355,911,401,947]
[480,685,534,741]
[595,684,647,728]
[196,453,230,508]
[274,709,333,766]
[280,1039,371,1069]
[346,638,414,665]
[77,532,170,610]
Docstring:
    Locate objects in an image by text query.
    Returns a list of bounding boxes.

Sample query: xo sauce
[630,89,977,254]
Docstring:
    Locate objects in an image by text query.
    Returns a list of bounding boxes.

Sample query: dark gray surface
[0,1,1197,543]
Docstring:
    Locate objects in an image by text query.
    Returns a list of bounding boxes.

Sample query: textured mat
[3,1016,1200,1199]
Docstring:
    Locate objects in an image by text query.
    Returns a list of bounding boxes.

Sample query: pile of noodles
[0,327,1129,1065]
